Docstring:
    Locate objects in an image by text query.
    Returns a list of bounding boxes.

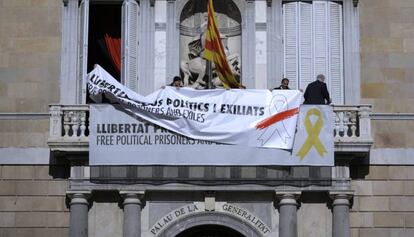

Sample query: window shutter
[283,2,298,89]
[78,0,89,103]
[299,2,313,91]
[122,0,139,92]
[329,2,344,104]
[283,1,344,100]
[313,1,328,78]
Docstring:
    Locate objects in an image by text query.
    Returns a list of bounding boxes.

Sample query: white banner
[292,105,334,164]
[90,104,334,166]
[88,65,302,149]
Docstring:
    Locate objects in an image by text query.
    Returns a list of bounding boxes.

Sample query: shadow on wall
[349,153,370,179]
[48,151,71,179]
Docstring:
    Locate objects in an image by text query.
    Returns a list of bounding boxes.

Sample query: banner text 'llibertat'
[97,123,151,134]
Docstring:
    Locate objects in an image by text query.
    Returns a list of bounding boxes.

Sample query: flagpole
[206,61,213,89]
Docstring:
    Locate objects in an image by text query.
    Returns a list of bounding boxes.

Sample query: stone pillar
[166,0,179,81]
[138,0,155,95]
[242,0,256,88]
[276,192,301,237]
[67,191,91,237]
[343,0,360,104]
[60,0,80,104]
[358,105,372,142]
[266,0,283,89]
[330,192,353,237]
[121,191,145,237]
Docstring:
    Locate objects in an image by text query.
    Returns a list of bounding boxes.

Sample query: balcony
[47,104,373,156]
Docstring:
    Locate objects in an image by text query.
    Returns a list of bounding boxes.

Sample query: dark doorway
[88,4,121,80]
[176,224,245,237]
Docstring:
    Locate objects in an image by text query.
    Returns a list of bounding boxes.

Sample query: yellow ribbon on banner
[296,108,327,160]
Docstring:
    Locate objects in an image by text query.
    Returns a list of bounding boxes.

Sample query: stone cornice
[371,113,414,120]
[0,112,49,120]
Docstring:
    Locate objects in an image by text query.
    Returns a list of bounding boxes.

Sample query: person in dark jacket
[303,74,331,104]
[273,78,290,90]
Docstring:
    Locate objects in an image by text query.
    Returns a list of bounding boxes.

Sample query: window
[88,4,121,80]
[77,0,139,103]
[283,1,344,104]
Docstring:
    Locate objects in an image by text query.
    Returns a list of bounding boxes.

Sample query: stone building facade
[0,0,413,236]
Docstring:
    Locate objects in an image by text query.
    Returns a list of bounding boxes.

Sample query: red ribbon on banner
[256,107,299,129]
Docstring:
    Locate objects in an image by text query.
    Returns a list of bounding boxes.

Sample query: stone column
[330,192,353,237]
[67,191,91,237]
[276,192,301,237]
[121,191,145,237]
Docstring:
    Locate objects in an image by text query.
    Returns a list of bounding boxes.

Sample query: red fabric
[104,34,121,74]
[256,107,300,129]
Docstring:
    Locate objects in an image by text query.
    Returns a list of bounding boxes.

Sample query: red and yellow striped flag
[203,0,243,89]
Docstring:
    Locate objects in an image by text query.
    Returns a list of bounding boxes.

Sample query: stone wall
[350,165,414,237]
[371,120,414,148]
[0,119,49,147]
[0,165,69,237]
[360,0,414,113]
[359,0,414,148]
[0,0,60,147]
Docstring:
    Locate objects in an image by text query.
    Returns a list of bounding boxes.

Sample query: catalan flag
[203,0,243,89]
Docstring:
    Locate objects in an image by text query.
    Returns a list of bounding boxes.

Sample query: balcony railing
[48,105,89,153]
[333,105,373,153]
[48,104,373,154]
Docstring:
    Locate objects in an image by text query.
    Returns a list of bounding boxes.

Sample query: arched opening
[179,0,241,24]
[179,0,242,89]
[158,212,263,237]
[175,224,245,237]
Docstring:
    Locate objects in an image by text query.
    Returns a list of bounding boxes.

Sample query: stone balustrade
[333,105,373,153]
[48,104,372,154]
[48,104,89,153]
[333,105,371,141]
